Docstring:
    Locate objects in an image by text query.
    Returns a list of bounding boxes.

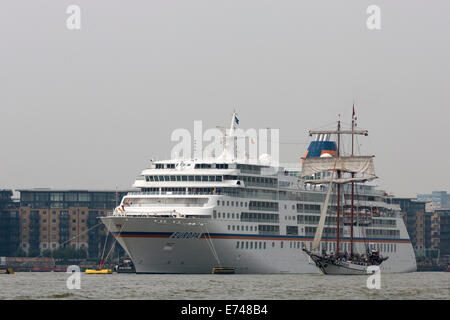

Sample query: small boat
[115,258,136,274]
[85,268,113,274]
[0,267,14,274]
[212,266,235,274]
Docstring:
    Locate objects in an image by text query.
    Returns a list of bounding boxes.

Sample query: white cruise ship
[101,113,417,274]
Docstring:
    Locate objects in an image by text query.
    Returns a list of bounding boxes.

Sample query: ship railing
[111,212,212,220]
[241,218,280,223]
[127,190,224,196]
[244,181,278,188]
[122,203,205,208]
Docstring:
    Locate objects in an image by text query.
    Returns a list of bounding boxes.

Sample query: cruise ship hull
[101,216,417,274]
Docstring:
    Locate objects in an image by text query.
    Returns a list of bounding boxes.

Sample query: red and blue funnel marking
[302,140,337,159]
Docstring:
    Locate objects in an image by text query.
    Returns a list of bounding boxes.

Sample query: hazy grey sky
[1,0,449,197]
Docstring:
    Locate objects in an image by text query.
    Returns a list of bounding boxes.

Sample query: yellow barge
[85,268,113,274]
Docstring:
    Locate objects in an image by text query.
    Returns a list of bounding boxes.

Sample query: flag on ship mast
[352,103,357,126]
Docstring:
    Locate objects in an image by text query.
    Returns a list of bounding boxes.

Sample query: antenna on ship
[216,110,240,161]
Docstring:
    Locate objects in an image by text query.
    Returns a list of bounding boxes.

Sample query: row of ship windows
[214,211,240,220]
[146,175,223,182]
[234,240,398,253]
[154,163,229,169]
[145,174,277,186]
[315,241,398,253]
[227,224,256,232]
[217,200,248,207]
[235,241,309,250]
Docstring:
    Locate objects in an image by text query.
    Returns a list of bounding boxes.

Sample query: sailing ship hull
[318,262,367,275]
[308,255,369,275]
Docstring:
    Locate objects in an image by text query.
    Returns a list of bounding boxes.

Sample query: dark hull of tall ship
[304,249,386,275]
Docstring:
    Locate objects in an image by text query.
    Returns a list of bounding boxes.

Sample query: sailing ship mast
[350,106,355,256]
[301,111,389,274]
[336,118,341,257]
[301,111,376,256]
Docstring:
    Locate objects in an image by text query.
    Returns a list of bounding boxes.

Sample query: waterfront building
[0,190,20,256]
[417,191,449,208]
[435,208,450,257]
[17,189,130,257]
[392,197,430,250]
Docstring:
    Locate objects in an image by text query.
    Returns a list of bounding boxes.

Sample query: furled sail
[311,172,335,251]
[300,156,375,177]
[303,176,377,185]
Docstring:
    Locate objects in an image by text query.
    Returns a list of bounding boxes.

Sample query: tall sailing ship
[302,109,389,275]
[100,112,416,274]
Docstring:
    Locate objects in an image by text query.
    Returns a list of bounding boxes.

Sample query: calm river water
[0,272,448,300]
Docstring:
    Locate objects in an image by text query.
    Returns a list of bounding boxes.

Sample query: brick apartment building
[14,189,129,257]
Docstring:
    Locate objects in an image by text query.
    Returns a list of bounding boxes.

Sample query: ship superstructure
[101,113,416,274]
